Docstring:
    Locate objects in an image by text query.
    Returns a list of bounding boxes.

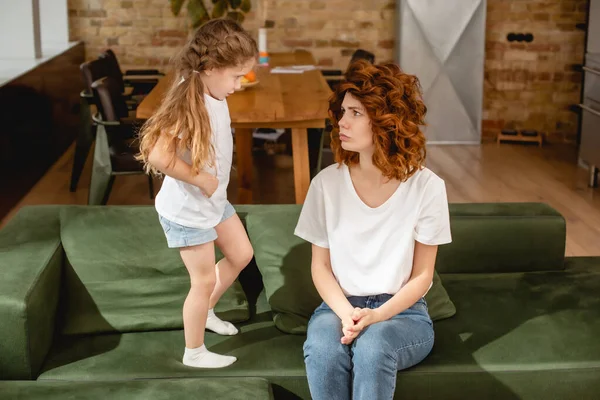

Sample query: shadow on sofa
[45,262,121,371]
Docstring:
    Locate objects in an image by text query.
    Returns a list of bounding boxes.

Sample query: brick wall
[68,0,589,142]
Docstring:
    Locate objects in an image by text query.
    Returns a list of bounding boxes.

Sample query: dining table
[136,50,332,204]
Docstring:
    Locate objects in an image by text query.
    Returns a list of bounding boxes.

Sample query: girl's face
[202,58,256,100]
[337,92,374,154]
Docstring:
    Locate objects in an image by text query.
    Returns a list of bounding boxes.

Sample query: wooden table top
[136,51,332,129]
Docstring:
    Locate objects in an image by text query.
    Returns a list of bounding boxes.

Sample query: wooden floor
[2,142,599,256]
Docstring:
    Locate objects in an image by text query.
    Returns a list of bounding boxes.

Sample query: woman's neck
[354,151,388,185]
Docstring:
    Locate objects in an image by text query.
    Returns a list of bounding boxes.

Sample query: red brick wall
[68,0,589,142]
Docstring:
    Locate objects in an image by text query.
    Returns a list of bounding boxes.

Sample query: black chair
[99,49,163,96]
[320,49,376,91]
[69,58,112,192]
[70,57,150,192]
[88,76,154,205]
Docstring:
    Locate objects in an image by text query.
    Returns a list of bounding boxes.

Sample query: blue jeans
[303,295,434,400]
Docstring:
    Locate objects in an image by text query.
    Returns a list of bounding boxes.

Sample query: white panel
[444,2,486,131]
[40,0,69,49]
[398,3,441,93]
[407,0,481,63]
[424,72,479,143]
[397,0,485,144]
[588,0,600,54]
[0,0,41,58]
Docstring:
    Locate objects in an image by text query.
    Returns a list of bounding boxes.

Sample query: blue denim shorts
[158,202,236,248]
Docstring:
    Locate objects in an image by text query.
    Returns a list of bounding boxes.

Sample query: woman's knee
[304,337,349,371]
[352,341,396,372]
[304,313,348,365]
[395,334,434,370]
[352,322,434,371]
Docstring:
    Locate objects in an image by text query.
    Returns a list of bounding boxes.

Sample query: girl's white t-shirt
[294,163,452,296]
[154,93,233,229]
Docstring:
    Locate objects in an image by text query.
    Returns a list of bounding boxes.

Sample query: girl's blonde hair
[137,18,257,175]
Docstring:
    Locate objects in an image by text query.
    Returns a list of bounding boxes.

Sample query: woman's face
[337,92,374,154]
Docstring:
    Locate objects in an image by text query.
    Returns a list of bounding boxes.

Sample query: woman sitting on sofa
[294,60,452,400]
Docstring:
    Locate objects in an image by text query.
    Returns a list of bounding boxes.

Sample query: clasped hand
[341,307,383,345]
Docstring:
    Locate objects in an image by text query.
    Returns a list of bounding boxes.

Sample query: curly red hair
[329,60,427,182]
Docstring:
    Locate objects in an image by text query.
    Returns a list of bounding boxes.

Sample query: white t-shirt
[155,93,233,229]
[294,163,452,296]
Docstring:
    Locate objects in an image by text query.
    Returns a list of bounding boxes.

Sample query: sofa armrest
[0,206,63,379]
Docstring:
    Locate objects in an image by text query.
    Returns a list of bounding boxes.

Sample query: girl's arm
[147,134,218,196]
[375,241,438,321]
[311,244,354,321]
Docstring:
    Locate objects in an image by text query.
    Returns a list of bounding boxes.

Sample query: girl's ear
[203,68,213,77]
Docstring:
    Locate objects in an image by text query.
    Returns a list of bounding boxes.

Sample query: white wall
[0,0,42,58]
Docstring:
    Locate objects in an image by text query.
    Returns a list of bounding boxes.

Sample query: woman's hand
[340,307,383,345]
[352,308,383,331]
[340,307,384,345]
[340,311,359,345]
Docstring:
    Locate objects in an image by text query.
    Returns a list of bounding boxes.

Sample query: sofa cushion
[59,206,249,335]
[244,205,455,334]
[0,378,274,400]
[39,293,308,381]
[38,259,600,400]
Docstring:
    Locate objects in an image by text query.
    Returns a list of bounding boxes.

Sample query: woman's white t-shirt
[154,93,233,229]
[294,163,452,297]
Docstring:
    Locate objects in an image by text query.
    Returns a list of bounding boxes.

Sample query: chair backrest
[350,49,375,65]
[91,76,129,122]
[80,58,110,93]
[99,49,125,93]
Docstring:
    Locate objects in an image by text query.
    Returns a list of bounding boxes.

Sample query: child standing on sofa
[136,19,257,369]
[294,61,452,399]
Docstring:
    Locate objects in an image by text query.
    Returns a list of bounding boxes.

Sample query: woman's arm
[311,244,354,321]
[376,241,438,321]
[147,134,218,196]
[350,241,438,332]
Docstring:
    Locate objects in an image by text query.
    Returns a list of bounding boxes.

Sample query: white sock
[182,345,236,368]
[205,308,238,335]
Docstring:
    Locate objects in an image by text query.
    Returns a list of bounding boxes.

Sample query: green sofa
[1,203,599,399]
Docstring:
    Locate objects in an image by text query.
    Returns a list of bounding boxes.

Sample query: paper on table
[270,65,317,74]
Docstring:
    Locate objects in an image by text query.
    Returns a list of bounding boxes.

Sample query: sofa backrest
[239,203,566,274]
[436,202,566,273]
[56,205,249,337]
[1,202,566,341]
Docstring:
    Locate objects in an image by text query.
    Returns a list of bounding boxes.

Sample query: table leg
[292,128,310,204]
[590,165,598,188]
[235,128,253,204]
